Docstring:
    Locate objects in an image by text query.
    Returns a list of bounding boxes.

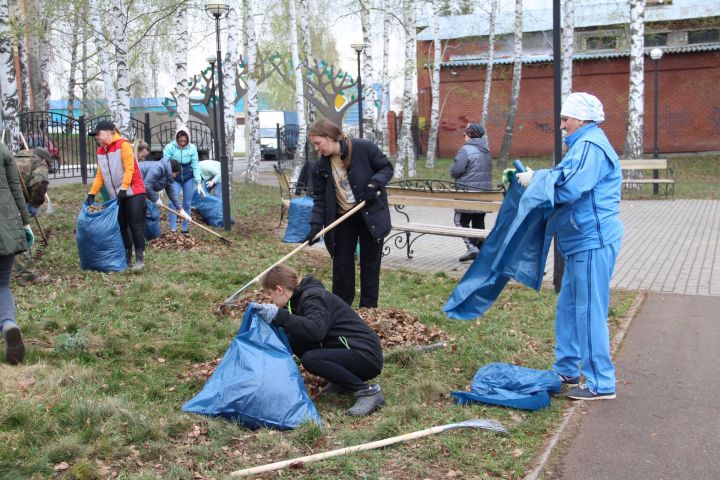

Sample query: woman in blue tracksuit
[162,126,206,233]
[517,92,623,401]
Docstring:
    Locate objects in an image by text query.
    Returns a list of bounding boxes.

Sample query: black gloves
[363,182,380,203]
[117,189,128,200]
[304,224,322,245]
[85,194,95,206]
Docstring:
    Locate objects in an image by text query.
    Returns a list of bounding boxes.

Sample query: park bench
[620,159,674,199]
[273,164,309,226]
[384,179,505,258]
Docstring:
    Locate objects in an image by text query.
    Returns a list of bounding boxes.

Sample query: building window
[645,32,668,47]
[688,29,720,44]
[586,36,617,50]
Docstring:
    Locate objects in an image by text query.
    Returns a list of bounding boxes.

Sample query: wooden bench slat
[388,195,502,212]
[386,186,504,202]
[621,179,675,184]
[621,159,668,169]
[392,223,490,238]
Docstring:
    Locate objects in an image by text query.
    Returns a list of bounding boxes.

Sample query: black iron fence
[149,120,214,161]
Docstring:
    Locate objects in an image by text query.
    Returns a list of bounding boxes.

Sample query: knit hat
[464,123,485,138]
[560,92,605,123]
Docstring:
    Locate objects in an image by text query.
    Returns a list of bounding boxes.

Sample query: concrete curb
[522,291,647,480]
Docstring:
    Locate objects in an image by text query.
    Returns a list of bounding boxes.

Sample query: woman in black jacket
[304,118,393,308]
[255,264,385,417]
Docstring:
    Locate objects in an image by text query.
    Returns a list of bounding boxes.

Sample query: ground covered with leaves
[1,180,636,480]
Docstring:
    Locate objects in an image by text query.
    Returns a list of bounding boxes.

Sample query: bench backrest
[386,185,504,212]
[621,159,667,170]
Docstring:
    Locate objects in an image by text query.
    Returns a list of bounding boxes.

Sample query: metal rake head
[451,418,508,434]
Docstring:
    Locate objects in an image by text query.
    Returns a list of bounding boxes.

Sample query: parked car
[24,133,62,173]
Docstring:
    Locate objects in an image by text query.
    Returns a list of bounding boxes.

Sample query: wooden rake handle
[158,203,232,244]
[222,200,366,304]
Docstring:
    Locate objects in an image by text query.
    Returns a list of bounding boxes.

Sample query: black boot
[458,246,479,262]
[1,320,25,365]
[132,250,144,271]
[346,384,384,416]
[125,249,133,267]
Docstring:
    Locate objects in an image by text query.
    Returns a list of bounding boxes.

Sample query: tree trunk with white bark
[624,0,645,159]
[173,3,189,128]
[379,4,391,151]
[359,0,377,142]
[425,0,441,168]
[111,2,131,136]
[223,0,242,176]
[396,0,416,178]
[497,0,523,167]
[561,0,575,101]
[244,0,262,183]
[481,0,497,129]
[11,0,31,112]
[288,0,307,182]
[298,0,315,125]
[90,0,116,116]
[0,0,20,148]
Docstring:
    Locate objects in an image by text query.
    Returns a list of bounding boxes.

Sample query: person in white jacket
[199,160,221,198]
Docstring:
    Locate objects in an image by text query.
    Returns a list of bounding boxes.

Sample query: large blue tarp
[443,172,557,320]
[283,196,313,243]
[452,363,561,411]
[182,304,322,430]
[76,199,128,272]
[144,201,161,240]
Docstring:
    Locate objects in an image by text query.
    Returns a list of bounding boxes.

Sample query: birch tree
[359,0,377,141]
[67,25,80,124]
[298,0,315,125]
[395,0,416,178]
[89,0,117,118]
[223,0,242,175]
[497,0,523,167]
[0,0,19,148]
[173,2,189,127]
[623,0,645,158]
[25,0,50,111]
[10,0,31,112]
[288,0,307,182]
[244,0,262,183]
[481,0,497,128]
[561,0,575,101]
[379,2,391,151]
[425,0,441,168]
[111,1,132,136]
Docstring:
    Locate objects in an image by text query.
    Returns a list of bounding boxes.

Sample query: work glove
[23,225,34,249]
[255,303,279,324]
[117,189,128,200]
[197,183,207,198]
[155,197,163,207]
[363,182,380,204]
[502,168,516,185]
[303,224,322,246]
[85,193,95,206]
[517,168,534,188]
[206,181,215,190]
[179,209,192,221]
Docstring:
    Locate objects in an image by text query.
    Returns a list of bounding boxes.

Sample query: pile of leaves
[213,289,272,318]
[86,205,105,213]
[150,231,203,250]
[358,307,449,349]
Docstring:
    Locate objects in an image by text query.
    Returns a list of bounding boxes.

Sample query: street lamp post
[351,43,365,139]
[206,54,222,164]
[205,0,231,231]
[650,47,663,194]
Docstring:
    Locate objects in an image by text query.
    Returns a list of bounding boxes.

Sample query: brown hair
[261,264,301,291]
[137,140,150,153]
[308,118,353,168]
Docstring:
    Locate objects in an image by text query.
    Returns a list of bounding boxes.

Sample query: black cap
[88,120,117,136]
[464,123,485,138]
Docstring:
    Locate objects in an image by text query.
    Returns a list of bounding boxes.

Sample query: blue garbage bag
[283,196,314,243]
[76,199,128,272]
[144,201,161,240]
[182,303,322,430]
[191,189,224,227]
[452,363,561,411]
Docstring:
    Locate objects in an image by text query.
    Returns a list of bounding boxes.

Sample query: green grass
[409,154,720,200]
[0,181,636,479]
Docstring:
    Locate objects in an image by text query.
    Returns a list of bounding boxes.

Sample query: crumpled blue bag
[191,189,224,227]
[283,196,314,243]
[76,199,128,272]
[144,201,161,240]
[452,363,561,411]
[182,303,322,430]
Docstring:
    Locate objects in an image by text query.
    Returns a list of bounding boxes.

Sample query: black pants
[118,194,147,255]
[454,211,485,250]
[301,348,381,392]
[332,213,382,308]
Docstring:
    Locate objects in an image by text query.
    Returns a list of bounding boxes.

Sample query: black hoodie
[273,276,383,370]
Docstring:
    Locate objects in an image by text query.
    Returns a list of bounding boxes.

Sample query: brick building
[416,0,720,158]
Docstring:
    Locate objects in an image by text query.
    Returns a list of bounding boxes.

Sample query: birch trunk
[379,5,391,151]
[26,0,40,110]
[81,18,88,113]
[67,24,80,122]
[0,0,20,148]
[623,0,645,158]
[223,0,241,175]
[90,0,116,116]
[425,0,441,168]
[561,0,575,101]
[244,0,262,183]
[359,0,377,141]
[288,0,307,182]
[11,0,31,112]
[481,0,497,129]
[298,0,315,125]
[497,0,523,167]
[396,0,416,178]
[36,0,50,111]
[111,2,131,136]
[173,3,189,127]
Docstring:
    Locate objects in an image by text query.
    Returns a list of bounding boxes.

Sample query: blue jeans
[553,239,622,394]
[169,177,195,232]
[0,254,16,330]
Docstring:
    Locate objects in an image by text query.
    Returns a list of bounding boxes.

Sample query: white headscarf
[561,92,605,123]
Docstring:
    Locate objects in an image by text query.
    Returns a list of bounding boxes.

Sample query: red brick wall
[417,47,720,158]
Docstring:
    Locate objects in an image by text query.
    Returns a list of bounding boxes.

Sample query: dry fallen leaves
[150,231,203,250]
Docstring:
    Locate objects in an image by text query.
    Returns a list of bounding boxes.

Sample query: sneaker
[459,247,479,262]
[567,384,616,401]
[181,230,189,236]
[346,384,385,416]
[558,374,580,386]
[1,320,25,365]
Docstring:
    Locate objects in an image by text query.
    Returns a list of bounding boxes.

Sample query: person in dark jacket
[449,123,493,262]
[255,264,385,416]
[138,158,191,223]
[305,118,394,308]
[0,144,34,364]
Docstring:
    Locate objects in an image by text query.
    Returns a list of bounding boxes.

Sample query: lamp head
[650,48,663,61]
[351,43,366,54]
[205,0,229,17]
[207,54,217,65]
